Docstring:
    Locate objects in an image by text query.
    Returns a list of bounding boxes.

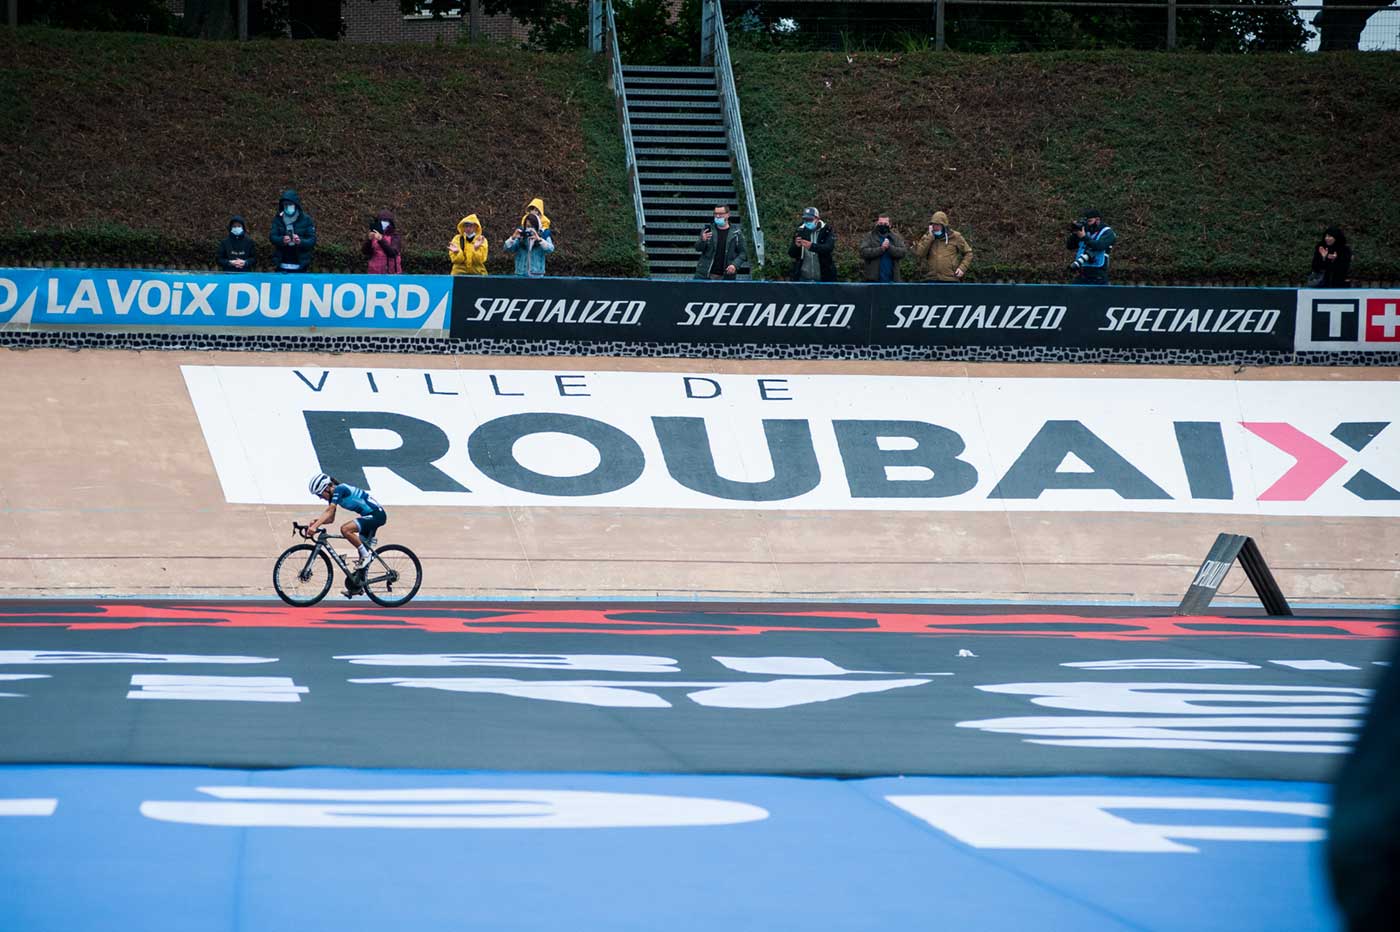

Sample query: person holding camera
[449,213,489,276]
[216,215,257,273]
[914,211,973,283]
[788,206,837,282]
[269,188,317,273]
[363,210,403,274]
[1066,208,1115,285]
[859,213,910,283]
[695,204,745,280]
[504,198,555,277]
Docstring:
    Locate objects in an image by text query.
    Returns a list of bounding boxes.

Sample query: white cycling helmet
[308,472,334,497]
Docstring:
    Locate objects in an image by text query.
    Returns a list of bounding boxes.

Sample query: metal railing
[724,1,1400,53]
[705,0,766,267]
[603,1,647,257]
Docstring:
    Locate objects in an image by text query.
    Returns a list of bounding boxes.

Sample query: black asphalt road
[0,600,1393,780]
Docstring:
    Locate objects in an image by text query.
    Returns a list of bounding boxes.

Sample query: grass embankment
[734,50,1400,284]
[0,27,645,277]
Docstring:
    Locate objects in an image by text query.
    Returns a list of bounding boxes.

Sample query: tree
[21,0,178,32]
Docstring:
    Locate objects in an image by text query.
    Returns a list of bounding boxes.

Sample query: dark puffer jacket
[268,188,317,272]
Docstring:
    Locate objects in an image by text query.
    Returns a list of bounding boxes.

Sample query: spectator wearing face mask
[859,213,909,283]
[789,206,837,282]
[915,211,973,282]
[448,214,489,275]
[694,204,745,280]
[269,188,317,273]
[363,210,403,274]
[216,215,257,272]
[503,197,555,277]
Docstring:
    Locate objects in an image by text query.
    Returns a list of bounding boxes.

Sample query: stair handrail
[604,1,647,256]
[706,0,764,267]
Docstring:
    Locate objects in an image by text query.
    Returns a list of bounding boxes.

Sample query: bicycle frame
[292,524,395,590]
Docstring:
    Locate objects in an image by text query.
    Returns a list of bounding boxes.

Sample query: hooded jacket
[504,212,554,277]
[363,210,403,274]
[1311,227,1352,287]
[915,211,973,282]
[269,189,317,271]
[858,224,910,282]
[788,220,838,282]
[519,197,552,231]
[217,215,257,272]
[450,214,489,275]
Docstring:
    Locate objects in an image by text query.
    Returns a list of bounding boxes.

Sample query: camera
[1069,219,1087,234]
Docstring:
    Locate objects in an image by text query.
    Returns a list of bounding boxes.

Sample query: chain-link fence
[721,1,1400,53]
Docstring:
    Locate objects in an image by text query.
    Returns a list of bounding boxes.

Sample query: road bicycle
[273,522,422,607]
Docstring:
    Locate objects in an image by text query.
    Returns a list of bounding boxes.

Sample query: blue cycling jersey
[330,483,383,516]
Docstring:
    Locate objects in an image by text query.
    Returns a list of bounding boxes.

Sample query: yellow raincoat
[449,213,489,275]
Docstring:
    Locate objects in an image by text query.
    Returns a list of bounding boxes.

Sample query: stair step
[623,65,712,74]
[638,172,733,182]
[643,208,743,218]
[627,99,721,110]
[633,128,725,138]
[638,146,728,155]
[630,115,724,125]
[644,220,741,229]
[629,134,727,146]
[625,89,719,101]
[631,122,725,132]
[641,158,733,167]
[622,76,717,87]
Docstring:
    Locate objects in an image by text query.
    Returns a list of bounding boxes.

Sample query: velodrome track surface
[0,597,1395,931]
[2,349,1398,930]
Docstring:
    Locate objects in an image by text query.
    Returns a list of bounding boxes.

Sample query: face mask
[876,224,889,235]
[284,205,297,217]
[465,230,476,240]
[380,220,390,231]
[714,216,727,227]
[230,226,244,237]
[804,221,816,231]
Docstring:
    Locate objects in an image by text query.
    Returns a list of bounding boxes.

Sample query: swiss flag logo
[1366,299,1400,342]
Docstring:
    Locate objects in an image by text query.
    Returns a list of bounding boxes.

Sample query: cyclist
[305,473,386,592]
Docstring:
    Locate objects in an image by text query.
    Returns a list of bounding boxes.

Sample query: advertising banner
[451,276,1298,352]
[0,268,451,331]
[1294,288,1400,352]
[181,365,1400,516]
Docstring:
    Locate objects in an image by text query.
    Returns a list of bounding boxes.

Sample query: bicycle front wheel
[362,544,423,607]
[273,544,334,607]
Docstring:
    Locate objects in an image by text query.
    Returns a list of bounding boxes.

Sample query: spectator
[448,214,489,276]
[520,197,551,233]
[216,215,256,272]
[503,210,554,277]
[915,211,973,282]
[694,204,745,280]
[363,210,402,274]
[269,188,316,273]
[1310,226,1352,287]
[859,213,909,283]
[1066,207,1115,285]
[789,206,837,282]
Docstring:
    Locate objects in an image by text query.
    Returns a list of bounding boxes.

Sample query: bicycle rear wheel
[362,544,422,607]
[273,544,334,607]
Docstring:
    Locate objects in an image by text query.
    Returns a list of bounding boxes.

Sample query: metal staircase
[620,65,749,279]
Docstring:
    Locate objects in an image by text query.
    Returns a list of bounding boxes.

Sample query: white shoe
[356,553,373,570]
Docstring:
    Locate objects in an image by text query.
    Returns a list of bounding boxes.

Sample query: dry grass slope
[735,49,1400,284]
[0,27,644,276]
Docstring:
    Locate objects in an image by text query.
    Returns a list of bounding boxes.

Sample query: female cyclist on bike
[305,472,387,571]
